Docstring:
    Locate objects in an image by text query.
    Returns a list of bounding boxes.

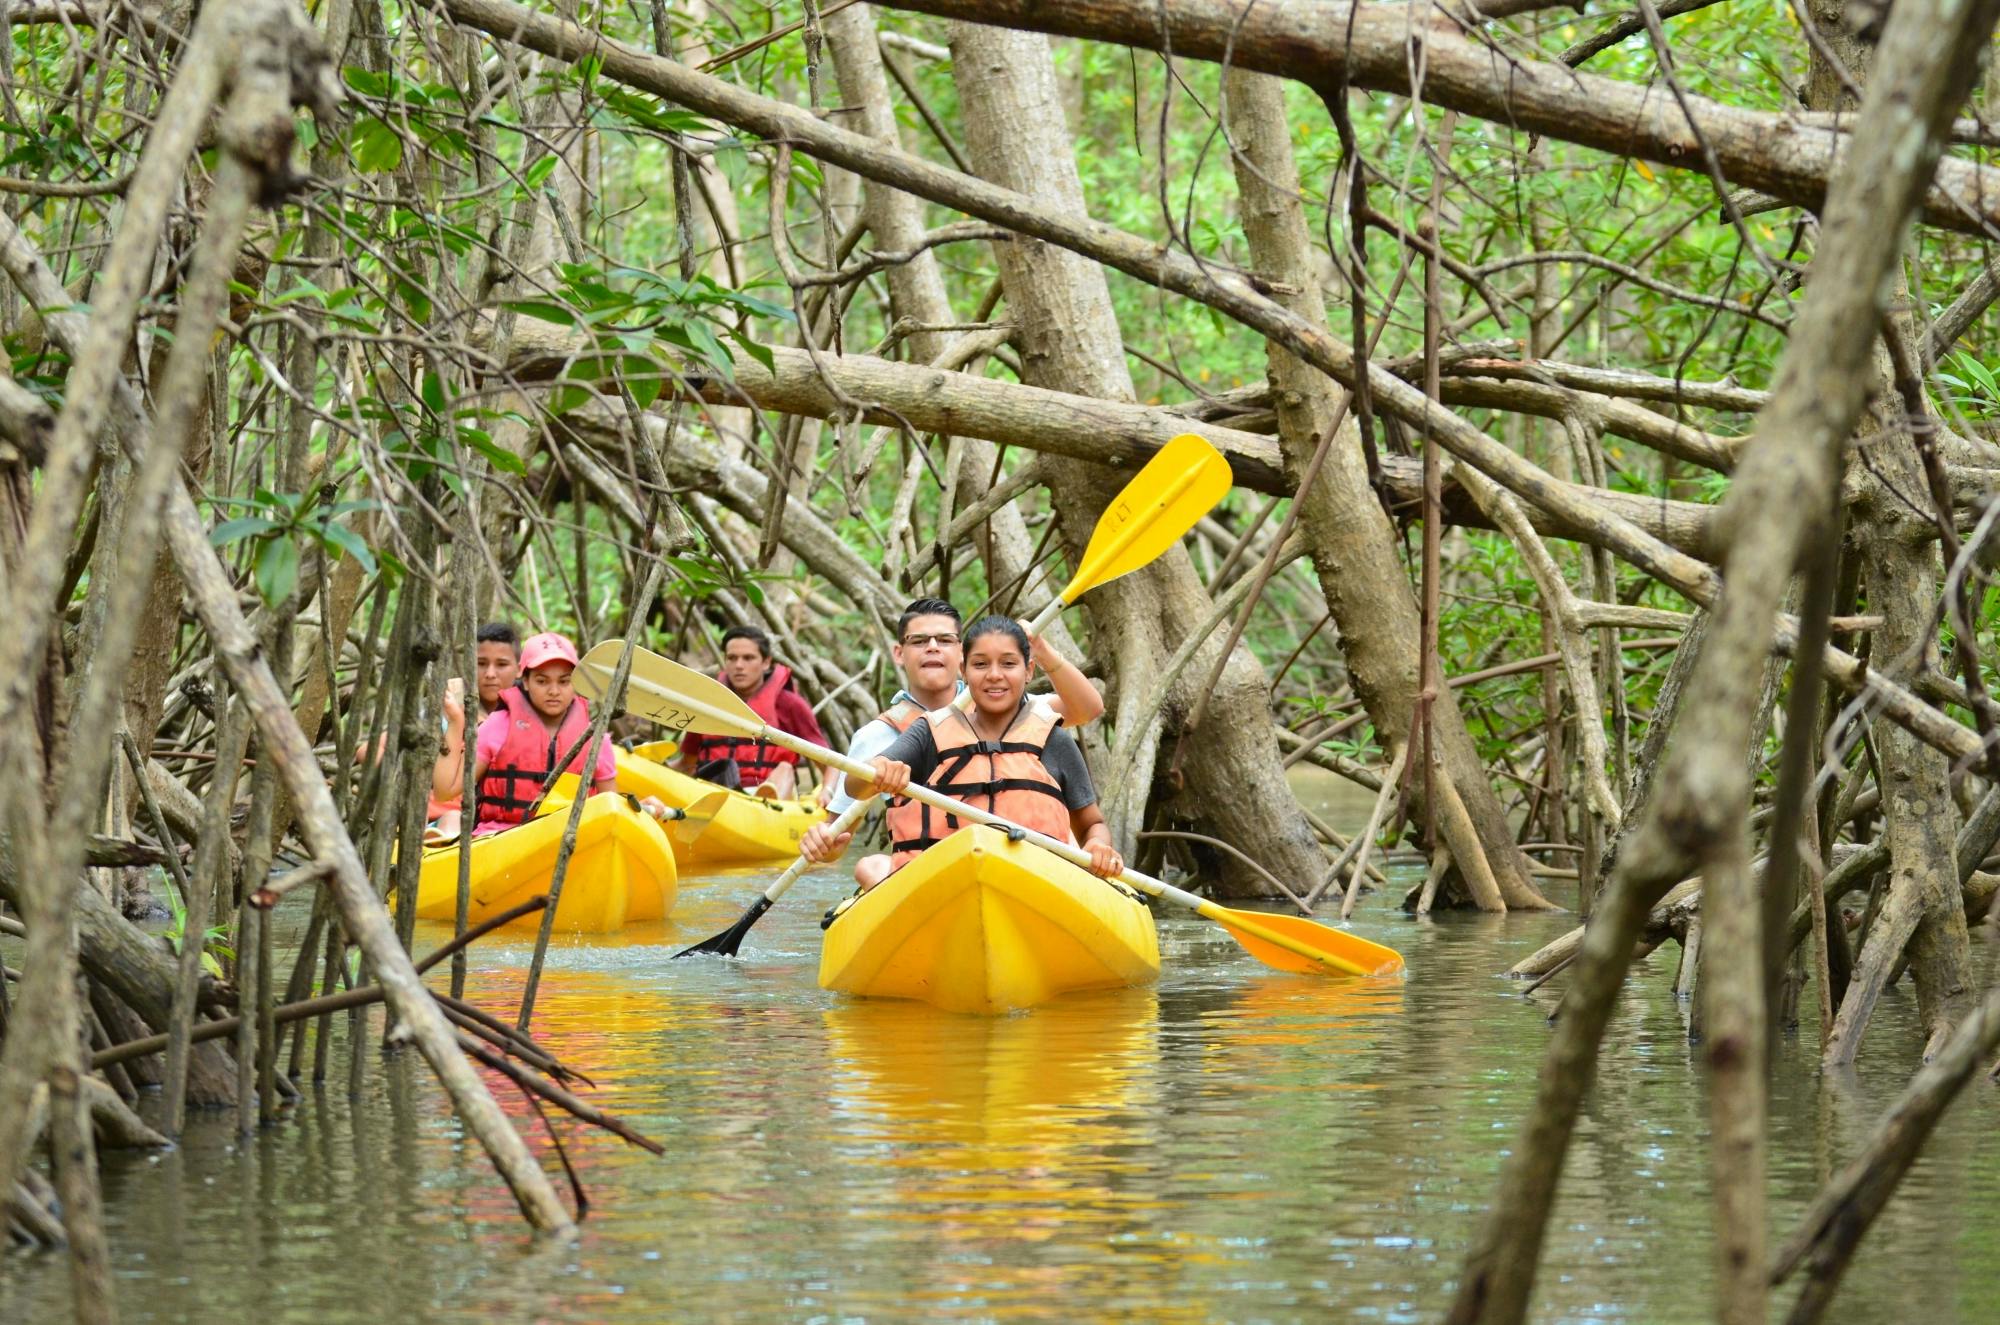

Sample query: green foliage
[512,262,794,415]
[209,489,381,606]
[1935,350,2000,421]
[158,876,231,981]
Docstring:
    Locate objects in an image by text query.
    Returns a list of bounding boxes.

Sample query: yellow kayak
[613,746,826,867]
[818,824,1160,1014]
[413,793,678,933]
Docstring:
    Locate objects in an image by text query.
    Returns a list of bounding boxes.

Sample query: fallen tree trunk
[502,326,1728,560]
[870,0,2000,237]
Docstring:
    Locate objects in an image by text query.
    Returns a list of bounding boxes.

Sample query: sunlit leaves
[350,115,405,174]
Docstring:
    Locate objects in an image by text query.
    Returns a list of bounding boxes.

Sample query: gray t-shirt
[877,701,1097,813]
[824,717,904,814]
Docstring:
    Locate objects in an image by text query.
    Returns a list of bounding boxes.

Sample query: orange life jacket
[692,664,801,787]
[877,696,926,734]
[886,702,1072,870]
[473,687,603,830]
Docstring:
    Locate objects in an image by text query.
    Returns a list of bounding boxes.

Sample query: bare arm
[1032,633,1104,727]
[1070,803,1122,877]
[449,757,489,805]
[432,684,468,800]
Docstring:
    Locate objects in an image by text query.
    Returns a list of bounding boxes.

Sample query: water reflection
[817,992,1188,1317]
[8,865,2000,1323]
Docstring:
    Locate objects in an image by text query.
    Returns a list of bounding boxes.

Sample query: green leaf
[316,521,379,574]
[522,154,559,190]
[210,517,277,545]
[729,331,776,373]
[351,116,404,174]
[627,367,663,409]
[254,536,300,607]
[394,276,432,322]
[343,68,394,98]
[503,299,577,327]
[458,430,524,478]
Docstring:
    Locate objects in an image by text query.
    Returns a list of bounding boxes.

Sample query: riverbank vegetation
[2,1,1999,1321]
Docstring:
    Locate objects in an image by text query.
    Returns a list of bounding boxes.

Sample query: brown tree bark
[1222,68,1548,910]
[821,3,1074,650]
[947,22,1325,895]
[1446,0,2000,1317]
[1808,0,1976,1072]
[1824,426,1976,1064]
[872,0,2000,236]
[0,25,577,1231]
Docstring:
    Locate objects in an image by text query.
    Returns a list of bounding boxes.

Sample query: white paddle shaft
[762,797,873,904]
[1023,596,1065,638]
[622,670,1214,916]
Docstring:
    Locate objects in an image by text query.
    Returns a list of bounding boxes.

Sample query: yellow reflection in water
[1195,972,1406,1088]
[820,990,1205,1318]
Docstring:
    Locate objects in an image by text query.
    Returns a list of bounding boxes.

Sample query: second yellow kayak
[413,794,678,933]
[614,746,826,867]
[818,825,1160,1015]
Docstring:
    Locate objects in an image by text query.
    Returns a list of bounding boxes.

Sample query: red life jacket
[886,702,1072,870]
[474,687,604,829]
[692,663,803,787]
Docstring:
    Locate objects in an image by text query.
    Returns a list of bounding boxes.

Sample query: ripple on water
[3,861,1997,1322]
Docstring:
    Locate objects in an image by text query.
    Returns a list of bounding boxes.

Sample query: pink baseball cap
[519,631,580,672]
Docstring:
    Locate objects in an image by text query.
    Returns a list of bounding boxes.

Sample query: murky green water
[6,777,1999,1321]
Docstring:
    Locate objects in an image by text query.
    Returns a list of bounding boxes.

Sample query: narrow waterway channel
[4,773,1996,1321]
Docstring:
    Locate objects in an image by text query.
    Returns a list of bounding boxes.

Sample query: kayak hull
[613,749,826,866]
[818,824,1160,1014]
[413,794,678,933]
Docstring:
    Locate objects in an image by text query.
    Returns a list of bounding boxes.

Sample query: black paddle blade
[672,896,773,959]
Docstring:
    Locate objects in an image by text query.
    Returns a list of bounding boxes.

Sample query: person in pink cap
[436,630,621,835]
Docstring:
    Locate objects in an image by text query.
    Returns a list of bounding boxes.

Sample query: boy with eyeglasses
[802,597,1102,888]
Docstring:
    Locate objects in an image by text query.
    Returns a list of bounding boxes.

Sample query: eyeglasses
[901,632,960,648]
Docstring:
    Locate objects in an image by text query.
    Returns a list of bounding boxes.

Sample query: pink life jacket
[474,687,604,830]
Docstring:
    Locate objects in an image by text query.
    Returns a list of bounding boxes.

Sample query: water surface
[4,782,1997,1321]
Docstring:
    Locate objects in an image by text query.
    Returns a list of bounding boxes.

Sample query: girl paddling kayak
[830,616,1123,888]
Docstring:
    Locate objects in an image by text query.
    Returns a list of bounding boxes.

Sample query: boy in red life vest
[437,631,622,836]
[800,597,1104,889]
[825,616,1123,889]
[674,625,827,799]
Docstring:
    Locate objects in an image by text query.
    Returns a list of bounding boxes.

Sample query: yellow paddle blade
[669,790,732,847]
[538,773,582,815]
[575,641,761,739]
[1057,432,1232,603]
[1203,903,1406,978]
